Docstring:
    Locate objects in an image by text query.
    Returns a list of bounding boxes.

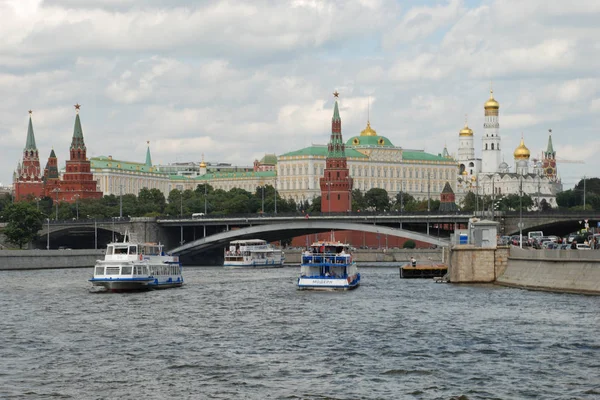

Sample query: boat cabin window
[128,245,137,255]
[111,246,128,255]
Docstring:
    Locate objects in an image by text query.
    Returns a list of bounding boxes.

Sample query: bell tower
[481,86,501,173]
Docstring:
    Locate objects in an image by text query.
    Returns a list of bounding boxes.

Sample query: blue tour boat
[297,241,360,291]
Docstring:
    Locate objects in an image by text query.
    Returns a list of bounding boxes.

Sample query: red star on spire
[74,103,81,112]
[333,91,339,98]
[28,109,32,115]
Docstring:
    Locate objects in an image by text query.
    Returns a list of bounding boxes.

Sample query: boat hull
[224,259,284,268]
[297,274,361,291]
[89,277,154,292]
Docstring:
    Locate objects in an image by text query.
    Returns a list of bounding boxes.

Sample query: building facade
[455,89,562,207]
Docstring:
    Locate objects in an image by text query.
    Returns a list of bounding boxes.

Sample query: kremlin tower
[542,130,558,182]
[320,92,353,212]
[13,111,44,201]
[56,104,102,202]
[481,88,501,173]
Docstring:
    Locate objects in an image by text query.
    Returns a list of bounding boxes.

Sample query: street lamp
[35,197,40,211]
[326,182,331,215]
[53,188,60,220]
[46,218,50,250]
[179,189,183,217]
[519,176,523,248]
[274,183,277,215]
[73,194,80,220]
[119,184,123,219]
[427,172,431,213]
[204,184,208,215]
[261,185,265,214]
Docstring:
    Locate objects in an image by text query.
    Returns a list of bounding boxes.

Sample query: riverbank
[0,249,105,270]
[496,247,600,295]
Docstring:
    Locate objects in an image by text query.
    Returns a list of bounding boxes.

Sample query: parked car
[576,244,591,250]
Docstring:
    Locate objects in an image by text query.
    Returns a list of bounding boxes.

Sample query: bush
[403,240,416,249]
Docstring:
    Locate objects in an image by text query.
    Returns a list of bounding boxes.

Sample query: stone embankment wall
[497,247,600,295]
[448,245,509,283]
[0,250,105,270]
[284,248,444,264]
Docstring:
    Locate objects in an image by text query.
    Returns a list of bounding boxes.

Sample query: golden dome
[461,170,468,176]
[200,153,206,168]
[360,121,377,136]
[514,137,530,160]
[484,89,499,110]
[459,123,473,137]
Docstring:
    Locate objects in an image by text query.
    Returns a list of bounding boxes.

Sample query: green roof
[545,134,555,157]
[280,145,368,159]
[403,150,455,162]
[260,153,277,165]
[70,113,86,150]
[145,145,152,166]
[333,100,340,121]
[346,135,395,147]
[25,116,37,150]
[91,156,165,174]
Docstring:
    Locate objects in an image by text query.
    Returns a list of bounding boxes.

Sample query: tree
[3,202,43,249]
[351,189,367,212]
[460,191,477,211]
[138,188,166,215]
[403,240,416,249]
[365,188,390,212]
[392,191,415,211]
[308,196,321,212]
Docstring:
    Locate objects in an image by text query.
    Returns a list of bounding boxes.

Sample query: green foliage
[403,240,416,249]
[365,188,390,212]
[3,202,43,249]
[460,192,477,211]
[351,189,367,212]
[393,191,416,211]
[308,196,321,212]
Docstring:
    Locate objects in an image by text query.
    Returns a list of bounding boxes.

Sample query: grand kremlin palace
[90,121,456,204]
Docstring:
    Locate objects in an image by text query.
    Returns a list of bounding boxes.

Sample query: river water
[0,266,599,400]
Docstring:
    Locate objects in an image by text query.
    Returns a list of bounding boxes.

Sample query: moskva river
[1,266,599,399]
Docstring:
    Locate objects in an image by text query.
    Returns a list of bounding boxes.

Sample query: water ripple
[0,266,599,399]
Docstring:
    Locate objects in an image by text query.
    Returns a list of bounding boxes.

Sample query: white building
[456,89,562,207]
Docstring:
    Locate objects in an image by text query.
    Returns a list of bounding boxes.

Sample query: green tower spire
[25,113,37,150]
[327,92,346,158]
[145,141,152,166]
[545,130,555,158]
[70,104,86,150]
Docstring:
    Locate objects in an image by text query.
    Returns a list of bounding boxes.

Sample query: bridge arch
[170,221,450,256]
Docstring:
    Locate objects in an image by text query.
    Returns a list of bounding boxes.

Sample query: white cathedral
[455,89,562,208]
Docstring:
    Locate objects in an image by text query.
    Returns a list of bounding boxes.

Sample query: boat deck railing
[302,254,351,265]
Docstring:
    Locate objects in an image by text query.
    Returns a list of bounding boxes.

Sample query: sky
[1,0,599,190]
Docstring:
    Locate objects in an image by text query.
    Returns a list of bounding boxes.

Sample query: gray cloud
[1,0,598,190]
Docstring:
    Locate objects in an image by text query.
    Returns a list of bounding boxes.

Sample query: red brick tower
[42,148,61,197]
[56,104,102,202]
[320,92,353,212]
[14,111,44,201]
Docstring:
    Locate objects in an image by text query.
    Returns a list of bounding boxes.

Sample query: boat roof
[230,239,267,244]
[310,241,350,246]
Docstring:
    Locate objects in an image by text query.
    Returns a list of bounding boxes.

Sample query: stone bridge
[169,221,451,260]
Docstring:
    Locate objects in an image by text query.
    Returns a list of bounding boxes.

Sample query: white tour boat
[298,241,360,291]
[90,235,183,292]
[224,239,284,267]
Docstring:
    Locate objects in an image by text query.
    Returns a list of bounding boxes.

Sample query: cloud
[2,0,600,193]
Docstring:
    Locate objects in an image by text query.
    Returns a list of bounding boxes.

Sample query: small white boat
[224,239,284,267]
[297,241,360,291]
[90,235,183,292]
